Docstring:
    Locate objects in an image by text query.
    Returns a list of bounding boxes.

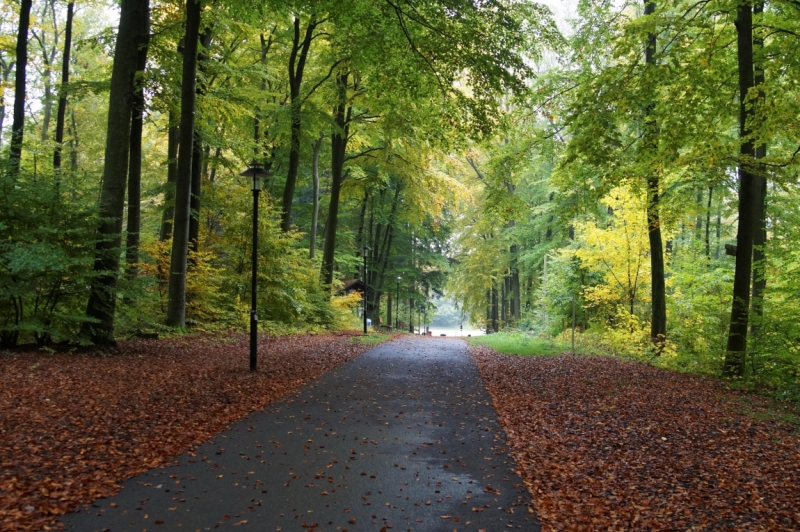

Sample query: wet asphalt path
[62,336,539,531]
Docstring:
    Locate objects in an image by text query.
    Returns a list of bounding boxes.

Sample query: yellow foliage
[574,184,660,317]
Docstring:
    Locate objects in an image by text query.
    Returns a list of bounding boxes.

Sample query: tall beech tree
[750,0,767,331]
[166,0,202,327]
[643,0,666,350]
[82,0,148,344]
[723,2,758,376]
[320,70,350,286]
[52,0,74,170]
[309,134,323,259]
[187,26,213,252]
[281,14,321,232]
[8,0,32,176]
[125,0,151,273]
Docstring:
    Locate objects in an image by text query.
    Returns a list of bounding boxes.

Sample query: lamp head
[238,159,272,191]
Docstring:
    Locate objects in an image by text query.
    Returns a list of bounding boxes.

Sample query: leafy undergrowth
[472,345,800,531]
[0,331,377,532]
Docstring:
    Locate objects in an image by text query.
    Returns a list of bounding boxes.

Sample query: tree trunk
[281,16,318,232]
[510,246,521,320]
[8,0,33,176]
[705,186,713,260]
[309,135,323,259]
[69,109,78,170]
[82,0,147,344]
[321,72,349,286]
[750,0,767,332]
[160,116,179,241]
[501,275,507,328]
[166,0,202,327]
[125,0,150,274]
[188,27,212,252]
[53,0,75,170]
[37,0,57,143]
[723,3,757,377]
[486,289,491,331]
[387,291,392,329]
[491,286,498,333]
[643,0,667,350]
[409,297,414,333]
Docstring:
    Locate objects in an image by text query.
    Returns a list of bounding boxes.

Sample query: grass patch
[469,331,590,356]
[349,332,393,346]
[727,393,800,434]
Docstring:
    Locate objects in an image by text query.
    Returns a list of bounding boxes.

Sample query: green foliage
[0,168,98,347]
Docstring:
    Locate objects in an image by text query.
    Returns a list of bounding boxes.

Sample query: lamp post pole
[395,276,401,329]
[251,183,259,369]
[361,246,371,335]
[239,160,270,371]
[408,298,413,333]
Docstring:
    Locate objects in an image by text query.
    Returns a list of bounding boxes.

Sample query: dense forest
[1,0,798,388]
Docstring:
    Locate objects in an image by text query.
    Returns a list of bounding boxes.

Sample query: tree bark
[281,16,318,232]
[166,0,202,327]
[309,135,323,259]
[723,3,757,377]
[750,0,767,333]
[705,186,713,260]
[643,0,667,350]
[53,0,74,170]
[491,285,498,333]
[160,116,179,241]
[8,0,33,176]
[82,0,146,344]
[188,27,212,252]
[36,0,58,143]
[321,71,349,286]
[125,0,150,274]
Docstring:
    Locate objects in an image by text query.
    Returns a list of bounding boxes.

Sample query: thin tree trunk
[53,0,74,170]
[501,275,507,327]
[38,0,58,143]
[643,0,667,350]
[750,0,767,333]
[69,109,78,170]
[309,135,323,259]
[188,131,202,252]
[8,0,33,176]
[510,245,521,320]
[160,118,179,241]
[209,146,221,182]
[491,286,498,333]
[125,0,150,274]
[281,16,318,232]
[188,27,212,252]
[82,0,147,344]
[387,291,392,329]
[723,3,757,377]
[166,0,202,327]
[321,71,349,286]
[705,186,713,260]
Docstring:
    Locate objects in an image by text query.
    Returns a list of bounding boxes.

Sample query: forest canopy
[1,0,799,388]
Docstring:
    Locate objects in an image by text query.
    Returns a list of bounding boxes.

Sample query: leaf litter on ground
[471,345,800,531]
[0,332,376,532]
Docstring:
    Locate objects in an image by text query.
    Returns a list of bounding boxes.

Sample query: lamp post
[360,246,372,335]
[239,160,271,371]
[395,276,401,329]
[408,297,413,334]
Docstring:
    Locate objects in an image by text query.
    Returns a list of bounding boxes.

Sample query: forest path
[61,336,539,531]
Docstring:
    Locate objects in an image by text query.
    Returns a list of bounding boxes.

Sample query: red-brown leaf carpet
[472,346,800,531]
[0,332,374,532]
